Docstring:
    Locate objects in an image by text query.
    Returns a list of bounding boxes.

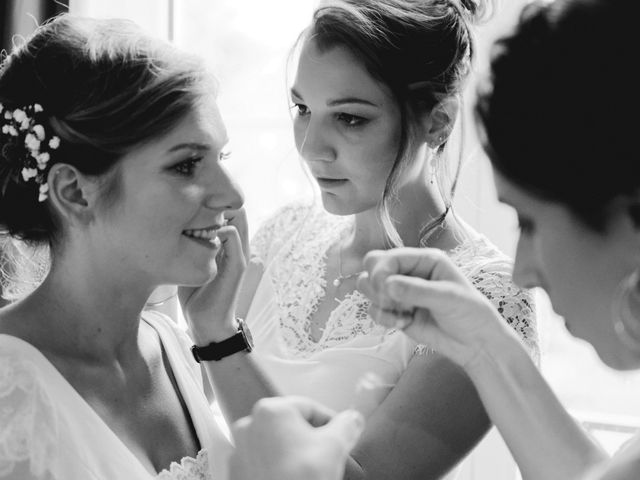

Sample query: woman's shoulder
[0,334,60,479]
[447,227,540,359]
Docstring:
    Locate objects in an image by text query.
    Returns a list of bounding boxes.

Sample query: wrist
[190,318,238,345]
[464,328,529,380]
[190,318,254,363]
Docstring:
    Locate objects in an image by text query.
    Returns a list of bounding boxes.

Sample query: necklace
[333,237,365,288]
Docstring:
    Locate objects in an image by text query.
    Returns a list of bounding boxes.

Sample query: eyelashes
[171,156,203,176]
[290,103,369,128]
[170,149,231,177]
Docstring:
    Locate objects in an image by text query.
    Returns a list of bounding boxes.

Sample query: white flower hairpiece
[0,102,60,202]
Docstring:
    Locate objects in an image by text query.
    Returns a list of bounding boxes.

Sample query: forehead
[120,98,229,171]
[494,170,543,212]
[293,40,394,104]
[162,98,227,149]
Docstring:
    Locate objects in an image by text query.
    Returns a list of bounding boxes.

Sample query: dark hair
[0,14,213,245]
[476,0,639,231]
[297,0,492,246]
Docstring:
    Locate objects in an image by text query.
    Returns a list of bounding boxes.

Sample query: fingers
[281,396,338,428]
[224,208,250,258]
[249,396,336,428]
[364,248,467,289]
[217,225,247,270]
[319,409,365,452]
[368,303,415,330]
[384,274,467,311]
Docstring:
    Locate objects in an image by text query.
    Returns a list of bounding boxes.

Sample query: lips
[183,226,222,248]
[316,177,348,189]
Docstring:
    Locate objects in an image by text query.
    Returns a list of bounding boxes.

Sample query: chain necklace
[332,206,450,288]
[333,235,365,288]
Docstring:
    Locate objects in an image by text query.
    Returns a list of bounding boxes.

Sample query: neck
[14,248,154,363]
[349,163,451,249]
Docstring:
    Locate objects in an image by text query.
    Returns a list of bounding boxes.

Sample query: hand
[229,396,365,480]
[180,208,249,342]
[357,247,515,368]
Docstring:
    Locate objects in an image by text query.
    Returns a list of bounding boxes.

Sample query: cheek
[292,118,307,154]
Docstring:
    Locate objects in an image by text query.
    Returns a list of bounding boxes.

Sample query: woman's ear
[421,96,459,148]
[46,163,97,225]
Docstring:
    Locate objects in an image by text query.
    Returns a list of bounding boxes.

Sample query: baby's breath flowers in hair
[0,102,61,202]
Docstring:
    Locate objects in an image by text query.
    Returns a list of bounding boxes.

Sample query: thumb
[320,410,365,452]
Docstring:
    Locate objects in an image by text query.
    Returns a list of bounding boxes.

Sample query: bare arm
[183,209,279,423]
[465,332,607,480]
[361,248,608,480]
[343,351,490,480]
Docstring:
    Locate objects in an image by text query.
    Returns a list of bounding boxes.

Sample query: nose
[205,163,244,211]
[512,234,541,290]
[295,116,335,163]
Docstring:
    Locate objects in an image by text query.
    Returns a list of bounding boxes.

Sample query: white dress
[0,312,232,480]
[246,202,539,474]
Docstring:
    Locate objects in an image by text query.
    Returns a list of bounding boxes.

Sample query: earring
[611,268,640,353]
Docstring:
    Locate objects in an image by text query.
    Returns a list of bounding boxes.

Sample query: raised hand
[357,247,515,367]
[180,207,249,343]
[229,396,364,480]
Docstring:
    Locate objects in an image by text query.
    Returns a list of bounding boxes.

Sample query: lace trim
[0,353,57,478]
[443,235,539,361]
[157,449,210,480]
[257,204,538,360]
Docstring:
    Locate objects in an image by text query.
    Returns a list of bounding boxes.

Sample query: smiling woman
[0,14,275,480]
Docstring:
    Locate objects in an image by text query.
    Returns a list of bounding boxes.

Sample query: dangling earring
[429,150,438,186]
[611,268,640,353]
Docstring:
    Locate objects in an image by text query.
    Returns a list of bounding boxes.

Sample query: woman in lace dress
[236,1,538,478]
[0,15,274,480]
[231,0,640,479]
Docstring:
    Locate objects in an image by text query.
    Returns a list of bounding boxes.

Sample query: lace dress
[0,312,232,480]
[246,201,538,422]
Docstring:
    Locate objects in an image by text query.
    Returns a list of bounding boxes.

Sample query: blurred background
[3,0,640,476]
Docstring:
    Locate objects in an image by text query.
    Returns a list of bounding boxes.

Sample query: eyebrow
[168,142,213,153]
[290,88,380,108]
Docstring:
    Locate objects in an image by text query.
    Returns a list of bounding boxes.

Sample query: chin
[319,192,371,216]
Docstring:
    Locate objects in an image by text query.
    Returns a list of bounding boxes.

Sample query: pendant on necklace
[332,272,363,288]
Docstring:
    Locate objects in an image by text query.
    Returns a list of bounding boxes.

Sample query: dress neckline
[0,313,204,478]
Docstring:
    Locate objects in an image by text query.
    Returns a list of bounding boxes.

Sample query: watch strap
[191,319,253,363]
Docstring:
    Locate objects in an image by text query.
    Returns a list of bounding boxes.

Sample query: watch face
[238,318,254,350]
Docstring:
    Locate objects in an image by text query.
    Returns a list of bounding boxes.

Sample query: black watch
[191,318,254,363]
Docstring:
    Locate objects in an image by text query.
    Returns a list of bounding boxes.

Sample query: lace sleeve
[470,268,540,363]
[250,202,315,265]
[0,355,58,480]
[415,241,540,363]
